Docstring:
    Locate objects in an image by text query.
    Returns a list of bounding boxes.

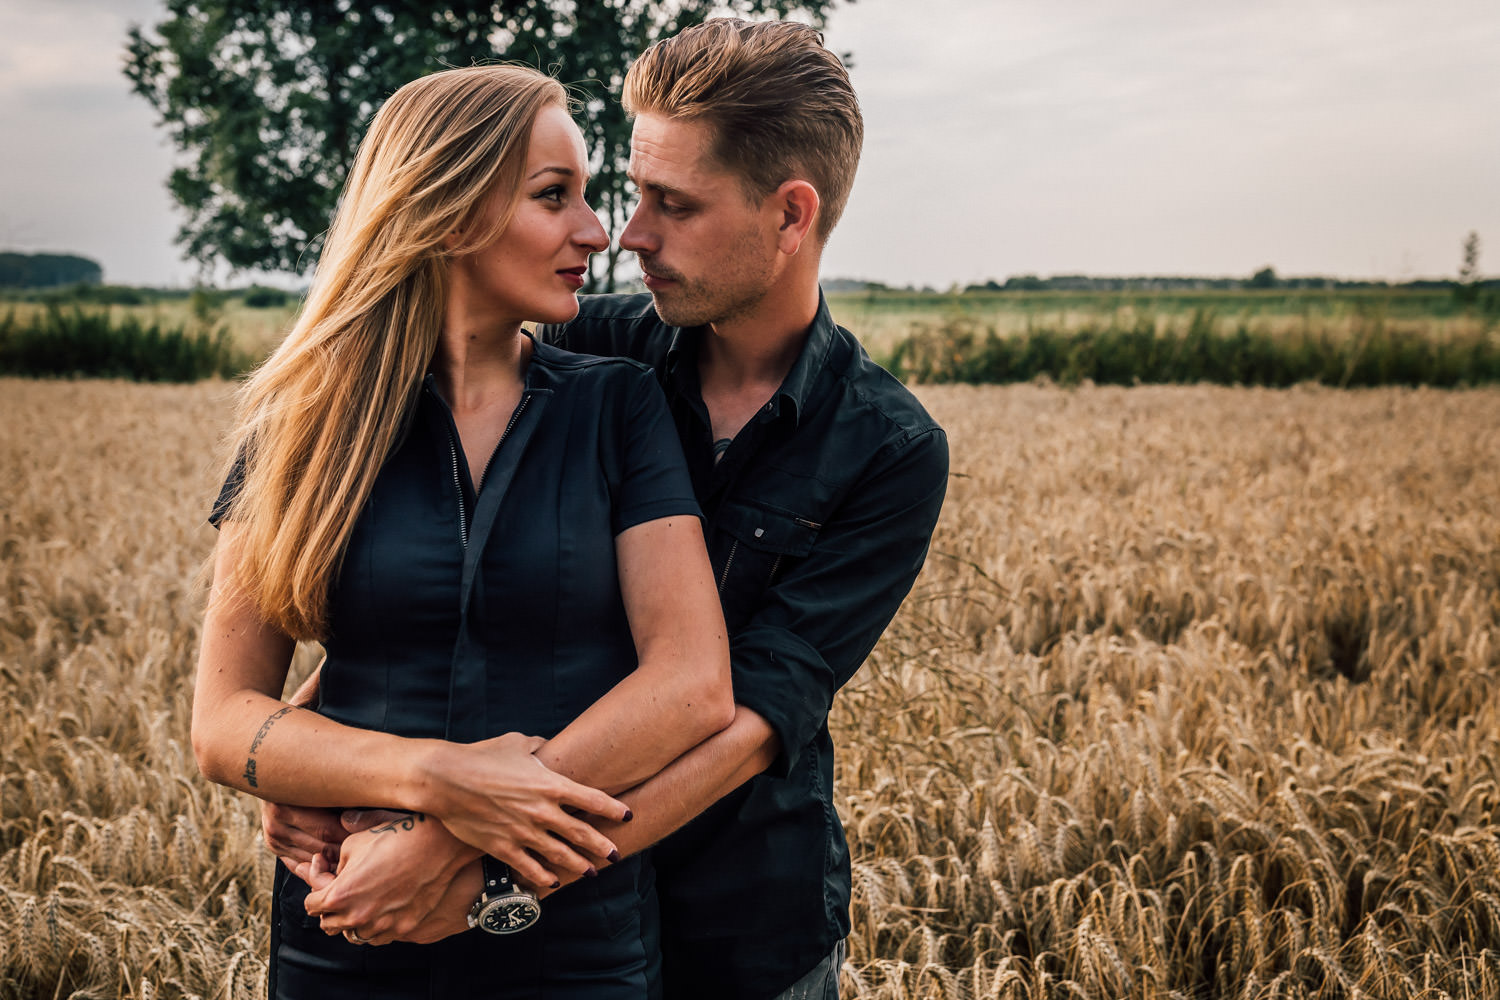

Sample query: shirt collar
[662,290,838,430]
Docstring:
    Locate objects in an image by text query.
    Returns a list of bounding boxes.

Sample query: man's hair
[623,18,863,243]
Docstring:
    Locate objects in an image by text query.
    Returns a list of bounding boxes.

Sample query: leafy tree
[125,0,840,289]
[1248,266,1278,290]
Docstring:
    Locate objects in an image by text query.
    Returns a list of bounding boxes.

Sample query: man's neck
[699,271,820,392]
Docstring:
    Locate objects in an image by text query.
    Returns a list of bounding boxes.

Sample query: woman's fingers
[492,846,559,891]
[341,808,407,833]
[546,769,633,823]
[263,801,346,864]
[543,811,622,866]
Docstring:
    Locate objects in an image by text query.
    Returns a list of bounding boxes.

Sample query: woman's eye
[537,185,565,204]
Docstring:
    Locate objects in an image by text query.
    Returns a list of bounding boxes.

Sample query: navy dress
[220,339,699,999]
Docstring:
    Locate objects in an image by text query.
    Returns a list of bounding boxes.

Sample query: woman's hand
[421,733,628,890]
[264,801,347,882]
[303,810,479,946]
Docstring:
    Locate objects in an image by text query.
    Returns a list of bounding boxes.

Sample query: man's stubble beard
[638,226,775,329]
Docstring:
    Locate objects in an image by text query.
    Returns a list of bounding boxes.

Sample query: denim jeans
[771,939,845,1000]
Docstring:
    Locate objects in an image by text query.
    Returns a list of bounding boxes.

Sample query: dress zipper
[448,393,531,550]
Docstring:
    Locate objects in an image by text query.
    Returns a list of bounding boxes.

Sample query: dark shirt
[213,340,699,997]
[541,293,949,999]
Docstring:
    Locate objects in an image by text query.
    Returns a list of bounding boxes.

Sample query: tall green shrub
[0,307,253,381]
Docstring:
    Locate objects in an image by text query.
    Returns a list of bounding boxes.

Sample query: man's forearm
[594,704,779,858]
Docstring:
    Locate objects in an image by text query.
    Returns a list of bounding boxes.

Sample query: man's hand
[398,858,484,944]
[264,802,347,882]
[302,810,480,946]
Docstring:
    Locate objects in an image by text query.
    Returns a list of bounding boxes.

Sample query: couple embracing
[192,18,947,1000]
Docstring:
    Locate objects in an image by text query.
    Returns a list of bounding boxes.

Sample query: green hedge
[880,310,1500,387]
[0,307,253,381]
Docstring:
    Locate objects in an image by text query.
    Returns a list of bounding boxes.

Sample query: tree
[1452,229,1482,307]
[1248,266,1278,290]
[0,253,104,288]
[125,0,840,289]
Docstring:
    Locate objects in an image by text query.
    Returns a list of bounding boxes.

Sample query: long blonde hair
[220,65,566,640]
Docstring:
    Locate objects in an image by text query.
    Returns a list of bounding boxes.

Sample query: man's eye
[661,200,687,216]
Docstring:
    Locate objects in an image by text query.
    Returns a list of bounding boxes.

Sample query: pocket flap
[718,501,821,557]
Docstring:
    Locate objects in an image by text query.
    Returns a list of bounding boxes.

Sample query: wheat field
[2,377,1497,999]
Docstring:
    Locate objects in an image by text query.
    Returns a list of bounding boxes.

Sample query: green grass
[874,308,1500,388]
[0,307,255,381]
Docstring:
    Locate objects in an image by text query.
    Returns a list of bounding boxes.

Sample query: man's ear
[771,180,820,256]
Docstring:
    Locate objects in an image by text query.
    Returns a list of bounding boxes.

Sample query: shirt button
[753,528,765,539]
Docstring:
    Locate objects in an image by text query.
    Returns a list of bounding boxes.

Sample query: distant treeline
[880,311,1500,389]
[0,281,298,308]
[0,307,251,381]
[827,273,1500,295]
[0,252,103,289]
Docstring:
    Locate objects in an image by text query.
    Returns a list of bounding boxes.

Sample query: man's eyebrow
[627,173,689,199]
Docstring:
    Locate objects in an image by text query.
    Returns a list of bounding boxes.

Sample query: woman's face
[450,103,607,326]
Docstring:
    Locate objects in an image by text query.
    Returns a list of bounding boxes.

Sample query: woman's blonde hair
[219,65,566,640]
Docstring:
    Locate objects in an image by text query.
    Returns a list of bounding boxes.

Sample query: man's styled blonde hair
[219,65,565,639]
[623,18,863,242]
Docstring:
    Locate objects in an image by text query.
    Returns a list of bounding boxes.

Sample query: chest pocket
[713,501,822,632]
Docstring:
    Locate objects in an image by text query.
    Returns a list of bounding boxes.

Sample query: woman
[192,65,733,997]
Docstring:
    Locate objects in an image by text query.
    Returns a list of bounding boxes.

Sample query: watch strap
[480,855,514,898]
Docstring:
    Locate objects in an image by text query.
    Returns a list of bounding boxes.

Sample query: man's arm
[725,427,949,775]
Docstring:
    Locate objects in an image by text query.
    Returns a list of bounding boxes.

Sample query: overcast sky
[2,0,1497,288]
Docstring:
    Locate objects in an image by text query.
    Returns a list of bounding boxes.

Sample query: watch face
[478,894,542,934]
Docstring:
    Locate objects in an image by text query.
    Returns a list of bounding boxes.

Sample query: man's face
[620,113,780,329]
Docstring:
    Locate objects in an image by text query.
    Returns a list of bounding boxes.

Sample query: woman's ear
[442,227,464,252]
[772,180,820,256]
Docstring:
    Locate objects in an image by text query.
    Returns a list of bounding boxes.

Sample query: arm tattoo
[370,813,426,835]
[242,706,294,789]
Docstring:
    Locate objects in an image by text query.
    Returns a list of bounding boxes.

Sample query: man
[267,18,947,999]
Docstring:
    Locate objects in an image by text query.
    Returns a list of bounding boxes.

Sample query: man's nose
[620,208,655,255]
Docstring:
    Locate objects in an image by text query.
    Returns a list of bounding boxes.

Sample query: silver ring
[345,930,367,945]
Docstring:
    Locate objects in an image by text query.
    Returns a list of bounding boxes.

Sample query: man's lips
[639,263,679,288]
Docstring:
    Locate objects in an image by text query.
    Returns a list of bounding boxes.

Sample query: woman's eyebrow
[527,165,582,181]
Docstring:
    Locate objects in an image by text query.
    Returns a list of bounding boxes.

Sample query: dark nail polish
[622,809,633,822]
[550,880,561,889]
[607,849,620,863]
[585,866,598,878]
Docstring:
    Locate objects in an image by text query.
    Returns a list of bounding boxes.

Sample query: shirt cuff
[728,626,833,779]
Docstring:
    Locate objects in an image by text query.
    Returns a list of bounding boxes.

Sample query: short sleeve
[609,367,700,535]
[207,449,247,529]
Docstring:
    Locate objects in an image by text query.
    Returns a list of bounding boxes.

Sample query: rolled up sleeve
[729,426,949,776]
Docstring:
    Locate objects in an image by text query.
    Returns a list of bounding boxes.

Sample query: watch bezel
[467,857,542,935]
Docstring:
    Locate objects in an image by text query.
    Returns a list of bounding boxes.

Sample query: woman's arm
[193,526,629,887]
[534,514,735,792]
[302,513,734,944]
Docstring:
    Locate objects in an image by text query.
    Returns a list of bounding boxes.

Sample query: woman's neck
[432,317,530,414]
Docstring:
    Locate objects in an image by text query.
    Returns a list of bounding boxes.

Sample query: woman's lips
[557,266,587,289]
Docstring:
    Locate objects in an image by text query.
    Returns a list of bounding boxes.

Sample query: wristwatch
[467,856,542,934]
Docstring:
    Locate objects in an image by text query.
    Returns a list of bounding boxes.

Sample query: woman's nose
[577,208,608,253]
